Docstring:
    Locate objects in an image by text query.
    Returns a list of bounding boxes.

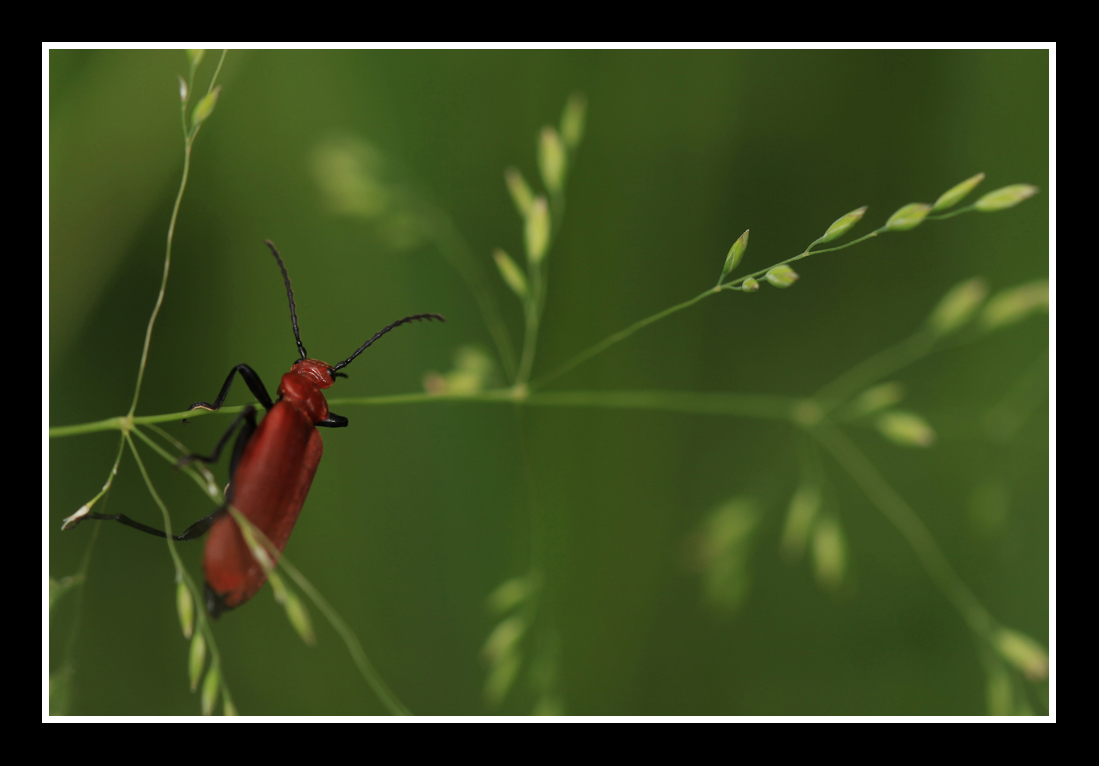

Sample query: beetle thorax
[279,360,333,423]
[290,359,335,389]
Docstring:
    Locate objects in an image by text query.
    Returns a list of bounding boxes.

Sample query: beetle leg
[60,507,224,541]
[62,408,261,538]
[224,407,258,503]
[179,405,257,468]
[189,364,275,413]
[317,412,349,428]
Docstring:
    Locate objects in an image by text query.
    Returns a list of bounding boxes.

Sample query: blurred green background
[48,49,1049,716]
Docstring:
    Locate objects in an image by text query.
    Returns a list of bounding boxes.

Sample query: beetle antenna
[330,313,445,373]
[263,240,308,360]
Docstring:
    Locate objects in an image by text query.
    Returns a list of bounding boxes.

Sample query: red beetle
[63,240,444,617]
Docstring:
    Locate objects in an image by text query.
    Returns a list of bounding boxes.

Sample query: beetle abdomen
[203,403,324,617]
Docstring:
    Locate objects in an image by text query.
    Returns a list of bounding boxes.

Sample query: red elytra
[62,241,443,618]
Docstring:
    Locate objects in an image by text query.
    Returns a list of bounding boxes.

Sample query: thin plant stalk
[531,227,890,390]
[515,259,544,388]
[126,431,236,715]
[811,423,995,638]
[530,289,714,390]
[417,205,518,379]
[226,508,411,716]
[126,50,227,419]
[813,330,936,409]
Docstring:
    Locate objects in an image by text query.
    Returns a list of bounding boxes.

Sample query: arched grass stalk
[225,508,411,716]
[412,200,518,379]
[812,424,995,636]
[531,179,1035,391]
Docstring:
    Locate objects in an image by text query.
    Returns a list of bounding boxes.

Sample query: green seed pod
[493,249,529,300]
[200,666,220,716]
[780,484,821,561]
[525,197,550,264]
[538,127,566,195]
[741,277,760,292]
[284,591,316,646]
[885,202,931,231]
[504,167,533,218]
[483,649,521,706]
[188,632,206,690]
[482,615,527,663]
[932,172,985,211]
[876,411,936,447]
[486,577,531,614]
[928,277,989,336]
[980,280,1048,330]
[821,206,867,242]
[560,92,587,150]
[447,346,494,395]
[811,515,846,592]
[765,265,799,288]
[847,382,905,418]
[186,49,205,68]
[975,184,1038,212]
[190,86,221,128]
[993,628,1048,681]
[266,569,289,604]
[721,229,749,279]
[698,499,759,613]
[176,581,195,639]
